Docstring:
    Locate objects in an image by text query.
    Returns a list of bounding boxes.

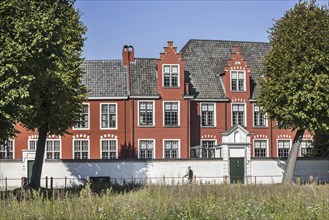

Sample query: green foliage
[1,185,329,219]
[257,0,329,131]
[0,0,86,136]
[313,130,329,156]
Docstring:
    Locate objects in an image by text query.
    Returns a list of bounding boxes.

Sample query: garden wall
[0,158,328,189]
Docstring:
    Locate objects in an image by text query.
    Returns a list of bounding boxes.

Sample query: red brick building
[1,40,313,161]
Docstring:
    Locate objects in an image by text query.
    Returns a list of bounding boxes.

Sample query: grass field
[1,184,328,219]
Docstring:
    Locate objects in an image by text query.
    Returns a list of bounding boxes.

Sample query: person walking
[184,166,194,184]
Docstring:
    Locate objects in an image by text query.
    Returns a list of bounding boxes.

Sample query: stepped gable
[81,60,128,97]
[181,39,270,99]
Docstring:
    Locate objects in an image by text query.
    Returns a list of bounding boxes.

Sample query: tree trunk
[29,123,48,189]
[282,129,305,184]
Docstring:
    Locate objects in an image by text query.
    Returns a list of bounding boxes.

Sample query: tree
[313,131,329,157]
[0,0,86,189]
[257,0,329,184]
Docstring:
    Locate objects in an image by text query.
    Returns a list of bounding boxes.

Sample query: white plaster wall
[145,160,224,184]
[230,148,245,157]
[0,159,328,189]
[0,161,25,189]
[250,160,284,184]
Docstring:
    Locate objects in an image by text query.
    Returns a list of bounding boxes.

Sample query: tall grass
[1,184,328,219]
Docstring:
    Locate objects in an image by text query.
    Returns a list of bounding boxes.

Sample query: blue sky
[75,0,327,60]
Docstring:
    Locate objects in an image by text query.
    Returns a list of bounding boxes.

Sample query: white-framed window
[73,139,89,159]
[191,140,216,158]
[300,140,313,157]
[0,140,14,159]
[254,140,268,157]
[232,103,246,126]
[163,64,180,87]
[138,139,155,159]
[100,103,117,129]
[163,140,180,159]
[253,105,267,127]
[46,140,61,160]
[138,101,155,126]
[74,104,89,129]
[163,101,180,126]
[201,103,216,127]
[278,140,291,157]
[29,139,38,150]
[29,139,61,159]
[230,70,245,91]
[101,139,118,159]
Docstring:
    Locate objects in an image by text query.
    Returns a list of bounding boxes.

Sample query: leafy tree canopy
[0,0,86,136]
[0,0,86,188]
[257,0,329,132]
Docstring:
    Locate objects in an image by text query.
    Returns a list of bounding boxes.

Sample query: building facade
[1,40,314,163]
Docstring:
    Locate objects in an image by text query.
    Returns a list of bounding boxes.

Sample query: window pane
[164,65,170,73]
[102,104,108,113]
[171,65,178,73]
[109,105,116,113]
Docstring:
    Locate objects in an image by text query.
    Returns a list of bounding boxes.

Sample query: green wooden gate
[229,158,244,184]
[27,160,34,183]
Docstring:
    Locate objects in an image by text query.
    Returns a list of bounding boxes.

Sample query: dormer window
[163,64,179,87]
[231,70,245,91]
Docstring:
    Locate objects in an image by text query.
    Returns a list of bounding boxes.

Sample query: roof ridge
[83,59,122,62]
[134,57,157,60]
[188,39,269,44]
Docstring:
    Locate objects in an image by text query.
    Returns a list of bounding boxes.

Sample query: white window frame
[28,139,38,150]
[199,139,217,158]
[162,64,180,88]
[163,101,180,127]
[45,139,62,160]
[100,103,118,130]
[200,103,216,127]
[72,139,90,159]
[0,139,14,159]
[100,138,118,159]
[73,103,90,130]
[230,70,246,92]
[277,139,292,158]
[253,104,268,127]
[138,139,156,159]
[253,139,269,157]
[163,139,180,159]
[137,100,155,127]
[299,139,313,157]
[231,103,247,127]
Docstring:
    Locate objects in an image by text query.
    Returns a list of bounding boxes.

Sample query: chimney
[122,45,134,66]
[167,41,174,48]
[233,45,240,54]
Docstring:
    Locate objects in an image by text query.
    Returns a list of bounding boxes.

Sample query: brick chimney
[122,45,134,66]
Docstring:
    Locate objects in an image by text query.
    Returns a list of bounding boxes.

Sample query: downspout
[224,101,227,130]
[270,119,273,157]
[124,99,126,158]
[186,99,190,158]
[127,49,134,159]
[131,99,135,159]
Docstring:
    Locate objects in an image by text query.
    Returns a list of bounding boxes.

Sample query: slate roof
[81,39,270,99]
[130,58,158,96]
[81,60,128,97]
[82,58,158,98]
[181,39,270,99]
